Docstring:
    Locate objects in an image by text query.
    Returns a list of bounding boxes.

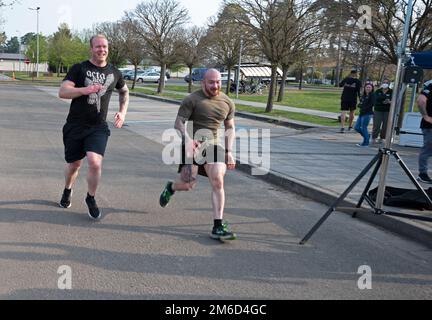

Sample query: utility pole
[29,6,40,78]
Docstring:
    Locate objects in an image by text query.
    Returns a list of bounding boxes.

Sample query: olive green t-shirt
[177,89,235,140]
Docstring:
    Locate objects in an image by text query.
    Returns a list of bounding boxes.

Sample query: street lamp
[28,6,40,78]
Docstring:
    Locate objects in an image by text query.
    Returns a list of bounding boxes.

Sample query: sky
[0,0,223,39]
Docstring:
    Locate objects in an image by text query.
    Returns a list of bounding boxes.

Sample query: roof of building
[0,53,27,60]
[236,64,283,77]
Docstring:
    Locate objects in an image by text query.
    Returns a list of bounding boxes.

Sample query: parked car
[136,72,167,83]
[184,68,208,83]
[123,69,145,80]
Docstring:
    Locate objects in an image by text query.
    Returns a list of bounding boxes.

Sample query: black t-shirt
[339,77,362,103]
[63,60,125,126]
[420,80,432,129]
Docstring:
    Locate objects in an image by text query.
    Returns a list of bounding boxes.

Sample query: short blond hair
[90,34,108,48]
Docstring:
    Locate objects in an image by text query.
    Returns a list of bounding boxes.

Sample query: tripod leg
[393,151,432,207]
[299,153,381,245]
[353,155,383,218]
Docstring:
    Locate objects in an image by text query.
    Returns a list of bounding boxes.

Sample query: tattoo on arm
[175,115,189,139]
[119,91,129,104]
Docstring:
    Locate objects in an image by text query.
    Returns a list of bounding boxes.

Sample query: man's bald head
[202,68,222,97]
[204,68,221,80]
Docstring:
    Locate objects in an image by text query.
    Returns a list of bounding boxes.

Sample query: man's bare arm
[417,94,432,125]
[118,85,129,114]
[114,85,129,128]
[59,80,101,99]
[224,118,236,152]
[174,115,191,140]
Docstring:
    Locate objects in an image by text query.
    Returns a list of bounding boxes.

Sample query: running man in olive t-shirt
[159,69,237,241]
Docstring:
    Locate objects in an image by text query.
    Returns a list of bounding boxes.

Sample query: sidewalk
[130,89,432,248]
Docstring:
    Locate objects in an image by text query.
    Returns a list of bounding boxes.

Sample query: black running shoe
[59,188,72,208]
[159,181,174,208]
[210,223,237,241]
[86,194,101,220]
[418,173,432,184]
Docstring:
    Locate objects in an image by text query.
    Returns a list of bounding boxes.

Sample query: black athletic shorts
[178,142,226,177]
[63,122,111,163]
[341,101,357,111]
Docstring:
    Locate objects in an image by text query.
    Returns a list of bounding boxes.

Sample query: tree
[178,26,207,93]
[126,0,189,93]
[120,19,147,90]
[275,0,321,101]
[4,36,19,53]
[231,0,320,112]
[0,32,6,50]
[48,23,74,76]
[205,3,252,95]
[25,34,48,75]
[20,32,36,46]
[95,21,127,67]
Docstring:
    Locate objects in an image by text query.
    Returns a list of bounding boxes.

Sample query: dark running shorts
[63,123,111,163]
[341,101,357,111]
[178,143,226,177]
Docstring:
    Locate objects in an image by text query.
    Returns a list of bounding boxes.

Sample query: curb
[236,161,432,248]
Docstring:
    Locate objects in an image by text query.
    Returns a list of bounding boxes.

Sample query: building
[0,53,48,73]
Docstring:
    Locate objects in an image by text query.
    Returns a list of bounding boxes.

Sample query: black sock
[86,193,94,199]
[64,188,71,194]
[214,219,222,228]
[167,182,175,194]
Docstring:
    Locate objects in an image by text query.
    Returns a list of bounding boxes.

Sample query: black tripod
[300,147,432,245]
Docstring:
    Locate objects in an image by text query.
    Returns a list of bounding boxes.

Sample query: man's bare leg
[340,111,347,132]
[86,152,103,196]
[204,163,226,220]
[349,110,355,129]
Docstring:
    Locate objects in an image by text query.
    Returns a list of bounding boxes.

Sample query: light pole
[29,6,40,78]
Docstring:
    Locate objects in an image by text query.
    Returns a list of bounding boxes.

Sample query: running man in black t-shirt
[58,34,129,220]
[339,69,362,133]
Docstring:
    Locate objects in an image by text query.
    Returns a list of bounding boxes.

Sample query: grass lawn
[236,104,340,127]
[233,90,342,113]
[6,71,65,82]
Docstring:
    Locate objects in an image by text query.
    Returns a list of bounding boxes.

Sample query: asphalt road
[0,84,431,300]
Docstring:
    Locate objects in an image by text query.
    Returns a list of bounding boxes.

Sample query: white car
[136,72,167,83]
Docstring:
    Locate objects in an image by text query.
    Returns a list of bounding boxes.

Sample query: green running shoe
[159,181,174,208]
[210,222,237,241]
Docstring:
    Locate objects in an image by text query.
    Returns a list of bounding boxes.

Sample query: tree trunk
[131,65,138,90]
[265,64,278,113]
[158,63,166,94]
[277,65,289,102]
[225,66,233,95]
[299,64,303,90]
